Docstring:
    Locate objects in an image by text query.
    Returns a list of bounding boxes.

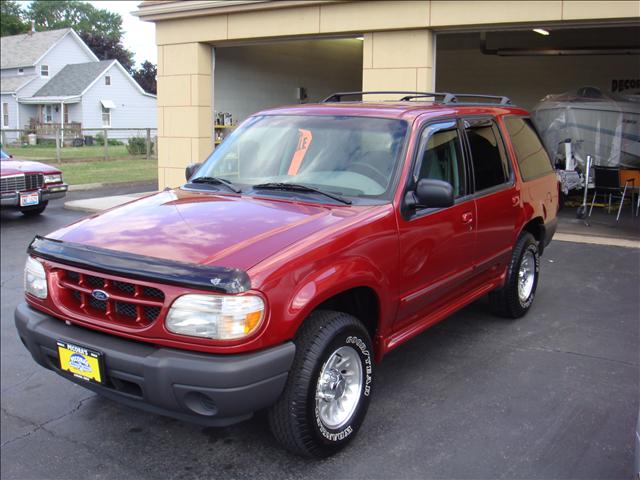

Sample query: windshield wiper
[190,176,241,193]
[252,182,352,205]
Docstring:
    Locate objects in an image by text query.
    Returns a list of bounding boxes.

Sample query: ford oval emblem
[91,289,109,301]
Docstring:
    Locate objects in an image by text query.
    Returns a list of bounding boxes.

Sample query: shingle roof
[33,60,114,97]
[0,28,71,69]
[0,75,37,93]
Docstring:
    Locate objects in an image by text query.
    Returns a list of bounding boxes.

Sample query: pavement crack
[0,371,37,394]
[1,394,95,448]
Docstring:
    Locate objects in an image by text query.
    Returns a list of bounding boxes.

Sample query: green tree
[26,0,123,39]
[132,61,157,94]
[1,0,29,37]
[23,0,135,72]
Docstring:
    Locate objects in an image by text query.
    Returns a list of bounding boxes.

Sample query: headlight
[43,174,62,184]
[166,294,264,340]
[24,256,47,299]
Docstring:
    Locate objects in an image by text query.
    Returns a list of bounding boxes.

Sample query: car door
[394,118,477,334]
[462,116,520,283]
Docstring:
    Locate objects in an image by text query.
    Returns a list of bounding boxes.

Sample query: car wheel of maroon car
[268,310,374,458]
[20,201,48,216]
[489,232,540,318]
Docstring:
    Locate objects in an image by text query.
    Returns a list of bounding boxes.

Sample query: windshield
[192,115,408,201]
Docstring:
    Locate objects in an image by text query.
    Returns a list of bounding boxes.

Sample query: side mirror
[185,162,202,181]
[406,179,454,209]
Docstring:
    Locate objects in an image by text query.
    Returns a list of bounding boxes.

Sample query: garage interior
[436,25,640,110]
[212,37,363,126]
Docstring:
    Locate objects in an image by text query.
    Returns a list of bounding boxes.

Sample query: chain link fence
[0,127,158,164]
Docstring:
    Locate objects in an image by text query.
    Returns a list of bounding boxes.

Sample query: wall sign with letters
[611,78,639,94]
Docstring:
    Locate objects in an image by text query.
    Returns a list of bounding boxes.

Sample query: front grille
[1,175,26,194]
[25,173,44,191]
[55,268,165,327]
[0,173,43,194]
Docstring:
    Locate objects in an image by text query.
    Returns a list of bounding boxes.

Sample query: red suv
[15,92,558,457]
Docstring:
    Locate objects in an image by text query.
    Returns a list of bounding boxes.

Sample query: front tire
[489,232,540,318]
[268,310,374,458]
[20,201,48,216]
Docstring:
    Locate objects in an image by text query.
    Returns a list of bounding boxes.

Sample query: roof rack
[322,91,512,105]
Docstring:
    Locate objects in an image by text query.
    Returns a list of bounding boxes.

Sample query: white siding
[36,33,95,81]
[1,94,19,142]
[81,64,156,138]
[1,66,36,77]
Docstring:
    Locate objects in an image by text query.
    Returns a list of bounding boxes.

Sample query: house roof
[33,60,114,97]
[0,75,37,93]
[0,28,72,69]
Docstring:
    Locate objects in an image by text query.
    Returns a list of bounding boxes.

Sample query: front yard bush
[126,136,154,155]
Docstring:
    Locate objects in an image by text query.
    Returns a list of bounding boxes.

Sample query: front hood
[1,159,61,176]
[49,188,369,271]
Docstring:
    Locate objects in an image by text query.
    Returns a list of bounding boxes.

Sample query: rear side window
[504,117,553,181]
[464,118,509,192]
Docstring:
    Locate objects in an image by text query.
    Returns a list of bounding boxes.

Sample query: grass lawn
[54,159,158,185]
[15,144,133,161]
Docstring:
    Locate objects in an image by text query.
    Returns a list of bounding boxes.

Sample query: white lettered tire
[268,310,374,457]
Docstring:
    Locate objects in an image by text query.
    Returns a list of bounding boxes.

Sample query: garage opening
[436,25,640,110]
[212,37,363,137]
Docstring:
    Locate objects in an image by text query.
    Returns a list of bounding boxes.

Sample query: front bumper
[1,185,68,207]
[15,303,295,426]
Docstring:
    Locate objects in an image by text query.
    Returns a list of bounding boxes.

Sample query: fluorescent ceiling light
[533,28,550,36]
[355,36,364,41]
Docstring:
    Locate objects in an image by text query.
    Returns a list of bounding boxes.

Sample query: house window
[40,65,49,77]
[18,68,24,75]
[105,76,111,86]
[2,103,8,127]
[101,106,111,127]
[63,104,69,124]
[44,105,53,123]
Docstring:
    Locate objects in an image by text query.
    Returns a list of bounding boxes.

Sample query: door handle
[461,212,473,224]
[512,195,520,206]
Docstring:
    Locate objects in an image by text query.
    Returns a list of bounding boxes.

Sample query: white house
[0,28,156,143]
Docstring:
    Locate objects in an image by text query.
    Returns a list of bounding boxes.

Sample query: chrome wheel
[315,346,363,430]
[518,250,536,302]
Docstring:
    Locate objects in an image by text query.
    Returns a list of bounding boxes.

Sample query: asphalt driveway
[1,188,638,479]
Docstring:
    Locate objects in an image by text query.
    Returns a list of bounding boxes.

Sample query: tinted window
[504,117,554,181]
[415,123,465,198]
[465,118,509,191]
[198,115,408,200]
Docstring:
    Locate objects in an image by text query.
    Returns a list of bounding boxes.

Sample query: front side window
[101,106,111,127]
[195,115,409,201]
[414,121,466,199]
[40,65,49,77]
[464,118,509,192]
[504,117,553,181]
[2,102,8,127]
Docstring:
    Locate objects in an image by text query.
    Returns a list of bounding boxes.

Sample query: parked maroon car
[15,92,558,457]
[1,148,68,215]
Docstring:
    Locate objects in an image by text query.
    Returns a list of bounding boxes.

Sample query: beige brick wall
[156,43,213,188]
[362,30,434,99]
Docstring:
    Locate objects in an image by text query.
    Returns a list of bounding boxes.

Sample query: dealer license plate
[57,341,104,384]
[20,192,39,207]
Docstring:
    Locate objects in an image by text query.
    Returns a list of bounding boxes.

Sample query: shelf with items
[213,111,236,147]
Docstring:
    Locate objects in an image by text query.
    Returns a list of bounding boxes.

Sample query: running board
[384,280,501,354]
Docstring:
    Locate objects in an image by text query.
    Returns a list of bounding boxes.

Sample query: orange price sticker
[288,129,313,176]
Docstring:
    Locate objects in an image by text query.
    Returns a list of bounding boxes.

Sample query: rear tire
[20,201,48,216]
[268,310,374,458]
[489,232,540,318]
